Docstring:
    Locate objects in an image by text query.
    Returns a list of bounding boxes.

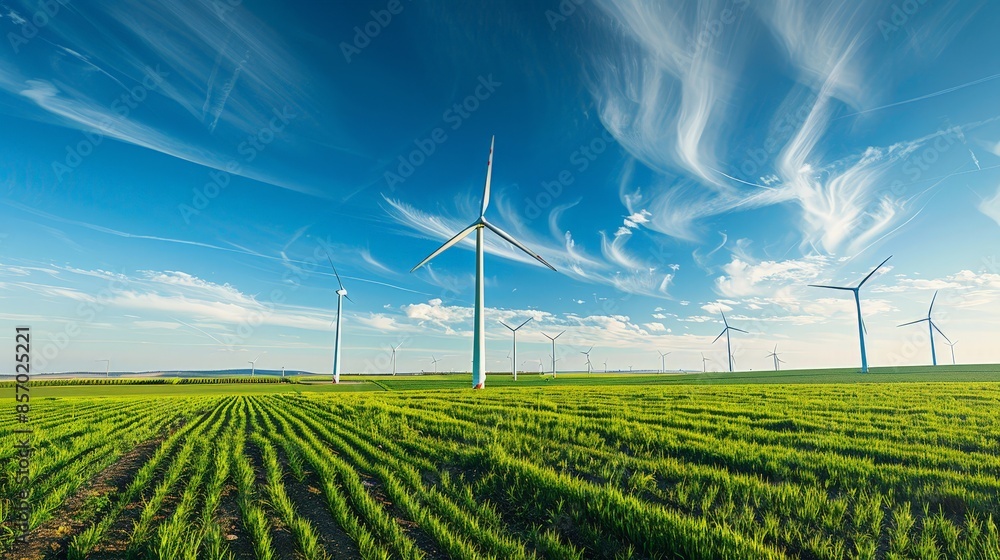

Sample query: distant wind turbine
[248,355,260,377]
[542,331,565,377]
[712,310,747,372]
[499,317,532,381]
[945,340,958,365]
[409,137,557,389]
[898,290,951,365]
[765,345,785,371]
[701,353,709,372]
[603,359,608,373]
[281,366,285,379]
[326,252,353,384]
[96,359,110,377]
[430,355,441,373]
[810,256,892,373]
[580,346,593,373]
[657,350,671,373]
[389,342,402,375]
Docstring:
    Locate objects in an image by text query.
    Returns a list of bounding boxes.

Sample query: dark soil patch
[214,481,256,559]
[274,446,360,559]
[10,436,164,560]
[245,440,297,560]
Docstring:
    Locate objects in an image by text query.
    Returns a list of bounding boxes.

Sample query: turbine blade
[410,222,479,272]
[555,330,566,339]
[516,317,533,330]
[499,320,514,331]
[720,309,729,326]
[325,252,346,291]
[857,255,892,288]
[808,284,855,291]
[931,321,951,343]
[731,327,749,334]
[482,220,557,271]
[480,136,494,218]
[928,290,938,317]
[712,330,725,344]
[897,318,928,328]
[344,294,355,305]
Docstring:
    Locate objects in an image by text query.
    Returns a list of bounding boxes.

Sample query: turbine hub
[337,289,348,296]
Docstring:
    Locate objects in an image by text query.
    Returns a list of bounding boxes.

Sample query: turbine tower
[499,317,532,381]
[657,350,671,373]
[96,359,110,377]
[389,342,402,375]
[430,355,441,373]
[945,340,957,365]
[542,331,565,377]
[765,345,785,371]
[712,310,747,372]
[580,346,593,373]
[809,256,891,373]
[248,355,260,377]
[701,353,709,372]
[326,253,353,384]
[603,359,608,373]
[897,290,950,366]
[410,137,556,389]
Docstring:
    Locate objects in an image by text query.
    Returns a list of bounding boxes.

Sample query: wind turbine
[712,310,747,372]
[701,353,709,372]
[580,346,593,373]
[603,359,608,373]
[945,340,958,365]
[810,256,891,373]
[409,137,557,389]
[430,355,441,373]
[657,350,671,373]
[765,345,785,371]
[897,290,951,366]
[281,366,285,379]
[96,359,110,377]
[506,351,513,373]
[248,355,260,377]
[542,331,565,377]
[499,317,532,381]
[388,342,402,375]
[326,252,353,384]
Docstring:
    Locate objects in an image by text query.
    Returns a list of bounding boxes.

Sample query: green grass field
[2,366,999,559]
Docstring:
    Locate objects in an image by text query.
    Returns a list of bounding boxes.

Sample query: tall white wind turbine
[96,359,110,377]
[765,345,785,371]
[810,256,891,373]
[389,342,403,375]
[542,331,565,377]
[326,253,353,384]
[945,340,957,365]
[410,137,556,389]
[430,355,441,373]
[580,346,593,373]
[897,290,951,366]
[657,350,671,373]
[248,355,260,377]
[499,317,532,381]
[701,353,709,372]
[712,310,747,373]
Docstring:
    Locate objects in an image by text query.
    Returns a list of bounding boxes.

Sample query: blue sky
[3,0,1000,374]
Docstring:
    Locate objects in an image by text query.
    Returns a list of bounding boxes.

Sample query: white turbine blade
[480,136,494,218]
[410,222,479,272]
[326,252,345,291]
[928,290,938,317]
[481,220,557,271]
[857,255,892,288]
[897,318,928,328]
[808,284,855,291]
[712,329,726,344]
[344,294,355,305]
